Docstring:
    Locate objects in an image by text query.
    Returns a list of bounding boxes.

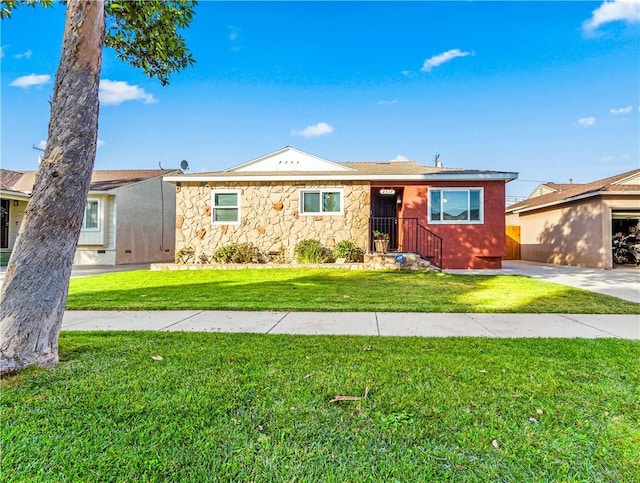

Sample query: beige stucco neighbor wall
[176,181,370,261]
[509,195,640,269]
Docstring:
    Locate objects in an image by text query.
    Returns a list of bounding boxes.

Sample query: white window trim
[428,187,484,224]
[211,189,241,225]
[82,198,101,231]
[299,189,344,216]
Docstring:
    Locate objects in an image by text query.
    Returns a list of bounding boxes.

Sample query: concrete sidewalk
[62,310,640,339]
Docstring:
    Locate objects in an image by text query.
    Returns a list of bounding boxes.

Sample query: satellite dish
[180,159,189,171]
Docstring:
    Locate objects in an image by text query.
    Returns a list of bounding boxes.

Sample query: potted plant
[373,230,390,253]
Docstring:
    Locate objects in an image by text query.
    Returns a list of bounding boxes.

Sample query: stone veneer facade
[176,181,370,261]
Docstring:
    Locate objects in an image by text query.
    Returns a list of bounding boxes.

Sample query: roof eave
[0,189,31,200]
[164,172,518,183]
[507,190,608,214]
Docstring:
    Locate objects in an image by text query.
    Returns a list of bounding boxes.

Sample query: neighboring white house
[0,169,179,266]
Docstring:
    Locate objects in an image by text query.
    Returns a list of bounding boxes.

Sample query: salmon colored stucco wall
[506,194,640,269]
[376,180,507,269]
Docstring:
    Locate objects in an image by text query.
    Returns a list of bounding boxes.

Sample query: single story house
[165,147,518,269]
[0,168,179,266]
[505,169,640,269]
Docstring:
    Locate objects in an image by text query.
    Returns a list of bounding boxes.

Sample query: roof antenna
[33,144,45,164]
[434,153,442,168]
[159,161,163,170]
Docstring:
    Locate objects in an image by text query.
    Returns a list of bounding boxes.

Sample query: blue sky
[2,1,639,202]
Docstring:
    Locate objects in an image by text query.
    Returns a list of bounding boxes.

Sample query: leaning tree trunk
[0,1,104,375]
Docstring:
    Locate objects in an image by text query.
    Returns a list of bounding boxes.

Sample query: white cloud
[97,139,105,147]
[583,0,640,32]
[14,49,32,60]
[229,25,240,41]
[401,70,413,77]
[600,155,614,161]
[291,122,334,138]
[10,73,51,88]
[391,155,409,162]
[99,79,157,105]
[578,117,597,126]
[377,99,398,105]
[0,45,6,58]
[421,49,473,72]
[610,105,633,114]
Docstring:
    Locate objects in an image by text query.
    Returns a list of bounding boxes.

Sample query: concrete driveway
[445,260,640,303]
[0,263,150,283]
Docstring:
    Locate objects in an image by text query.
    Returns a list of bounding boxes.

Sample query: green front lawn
[66,268,640,313]
[2,333,638,481]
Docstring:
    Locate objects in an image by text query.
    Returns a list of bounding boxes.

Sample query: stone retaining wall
[364,253,434,270]
[152,255,435,272]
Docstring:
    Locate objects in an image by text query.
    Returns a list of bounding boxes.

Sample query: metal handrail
[369,217,442,268]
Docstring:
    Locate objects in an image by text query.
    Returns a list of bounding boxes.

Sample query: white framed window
[82,199,100,231]
[211,189,241,224]
[428,188,483,224]
[299,189,343,215]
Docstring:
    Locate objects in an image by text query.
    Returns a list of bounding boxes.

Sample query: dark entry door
[1,199,9,249]
[371,190,399,250]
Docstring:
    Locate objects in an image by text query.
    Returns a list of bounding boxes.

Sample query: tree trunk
[0,1,104,376]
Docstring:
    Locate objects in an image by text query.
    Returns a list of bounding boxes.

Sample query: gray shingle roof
[0,169,25,191]
[507,169,640,213]
[1,169,178,194]
[176,161,513,179]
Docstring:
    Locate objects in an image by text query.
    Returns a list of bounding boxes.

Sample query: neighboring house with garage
[165,146,518,269]
[505,169,640,269]
[0,168,179,266]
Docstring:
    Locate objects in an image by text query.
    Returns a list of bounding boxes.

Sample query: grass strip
[2,332,639,481]
[66,269,640,313]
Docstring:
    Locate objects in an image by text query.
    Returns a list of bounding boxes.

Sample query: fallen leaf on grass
[491,439,500,450]
[330,386,370,403]
[151,355,164,361]
[536,408,544,415]
[330,395,362,403]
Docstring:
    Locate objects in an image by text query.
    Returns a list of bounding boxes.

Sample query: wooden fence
[505,225,521,260]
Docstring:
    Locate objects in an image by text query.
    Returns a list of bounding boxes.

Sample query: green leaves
[3,0,196,85]
[104,0,196,85]
[0,0,54,20]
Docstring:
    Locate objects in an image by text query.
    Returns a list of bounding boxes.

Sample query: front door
[371,188,400,250]
[1,199,9,249]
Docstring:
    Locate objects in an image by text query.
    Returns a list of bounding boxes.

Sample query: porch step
[364,252,438,271]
